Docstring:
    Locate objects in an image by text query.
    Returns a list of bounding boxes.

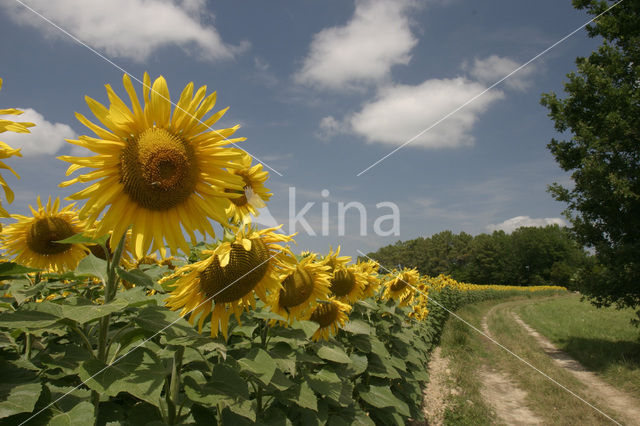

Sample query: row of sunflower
[0,74,567,425]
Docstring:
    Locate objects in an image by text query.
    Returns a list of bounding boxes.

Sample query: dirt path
[422,347,449,425]
[512,312,640,426]
[480,306,545,425]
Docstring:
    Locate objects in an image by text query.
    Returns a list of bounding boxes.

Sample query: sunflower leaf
[46,401,95,426]
[77,349,166,407]
[237,348,277,386]
[359,385,410,417]
[342,319,373,335]
[0,360,42,419]
[0,262,41,277]
[315,343,352,364]
[56,233,109,246]
[75,254,108,283]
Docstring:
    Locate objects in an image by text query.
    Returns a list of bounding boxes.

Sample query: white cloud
[486,216,568,234]
[0,109,75,156]
[294,0,417,90]
[348,77,504,148]
[317,116,346,140]
[468,55,536,91]
[1,0,245,61]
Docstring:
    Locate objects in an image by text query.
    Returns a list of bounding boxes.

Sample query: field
[434,294,640,425]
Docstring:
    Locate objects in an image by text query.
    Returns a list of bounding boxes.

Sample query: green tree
[540,0,640,320]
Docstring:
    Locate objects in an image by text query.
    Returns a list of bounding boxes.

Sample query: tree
[540,0,640,321]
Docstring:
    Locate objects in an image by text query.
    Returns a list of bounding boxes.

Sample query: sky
[0,0,603,258]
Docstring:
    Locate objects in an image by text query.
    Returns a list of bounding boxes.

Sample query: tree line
[365,225,590,287]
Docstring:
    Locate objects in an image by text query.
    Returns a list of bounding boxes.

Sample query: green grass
[516,293,640,399]
[439,301,496,425]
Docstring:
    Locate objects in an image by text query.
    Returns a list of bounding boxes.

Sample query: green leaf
[306,368,342,403]
[0,262,41,276]
[113,286,158,308]
[344,353,368,377]
[237,348,277,386]
[56,233,109,246]
[0,332,15,349]
[0,361,42,419]
[183,364,249,407]
[133,305,208,347]
[359,385,410,416]
[221,400,257,423]
[0,308,59,330]
[78,349,166,407]
[349,334,372,353]
[342,319,372,335]
[295,382,317,412]
[315,344,352,364]
[7,279,47,305]
[116,268,162,291]
[32,298,128,325]
[75,254,108,282]
[47,401,95,426]
[292,319,319,338]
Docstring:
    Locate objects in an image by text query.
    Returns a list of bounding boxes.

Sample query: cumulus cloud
[294,0,417,90]
[1,0,245,61]
[0,109,75,156]
[348,77,503,148]
[486,216,568,233]
[468,55,536,91]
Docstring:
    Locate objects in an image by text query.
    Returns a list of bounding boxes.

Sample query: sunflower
[225,153,272,224]
[382,268,420,306]
[0,78,34,217]
[322,246,351,272]
[268,253,331,323]
[163,225,295,339]
[356,259,381,299]
[1,196,88,272]
[329,265,367,303]
[309,298,352,342]
[59,73,247,258]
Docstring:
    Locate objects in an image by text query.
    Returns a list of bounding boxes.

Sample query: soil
[422,347,450,425]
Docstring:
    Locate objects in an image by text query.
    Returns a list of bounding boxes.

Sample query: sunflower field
[0,74,566,425]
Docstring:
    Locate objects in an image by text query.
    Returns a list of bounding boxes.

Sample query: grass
[516,293,640,399]
[436,295,627,425]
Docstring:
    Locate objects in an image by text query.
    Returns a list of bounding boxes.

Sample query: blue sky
[0,0,601,257]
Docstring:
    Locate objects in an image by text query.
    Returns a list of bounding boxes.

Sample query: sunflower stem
[24,332,31,359]
[167,346,184,425]
[260,319,269,349]
[92,231,127,418]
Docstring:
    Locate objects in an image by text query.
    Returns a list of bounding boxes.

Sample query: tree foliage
[366,226,588,287]
[540,0,640,317]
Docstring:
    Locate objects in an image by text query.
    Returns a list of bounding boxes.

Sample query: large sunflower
[0,78,34,217]
[268,253,331,323]
[225,153,272,224]
[1,196,88,272]
[59,73,247,258]
[309,298,352,342]
[163,225,294,339]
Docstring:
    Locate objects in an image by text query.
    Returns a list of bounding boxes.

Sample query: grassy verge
[516,293,640,399]
[438,295,619,425]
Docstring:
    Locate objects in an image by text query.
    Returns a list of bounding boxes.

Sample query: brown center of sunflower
[310,301,339,328]
[279,266,314,308]
[120,128,198,211]
[390,278,408,292]
[26,217,75,255]
[330,268,355,297]
[198,238,270,303]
